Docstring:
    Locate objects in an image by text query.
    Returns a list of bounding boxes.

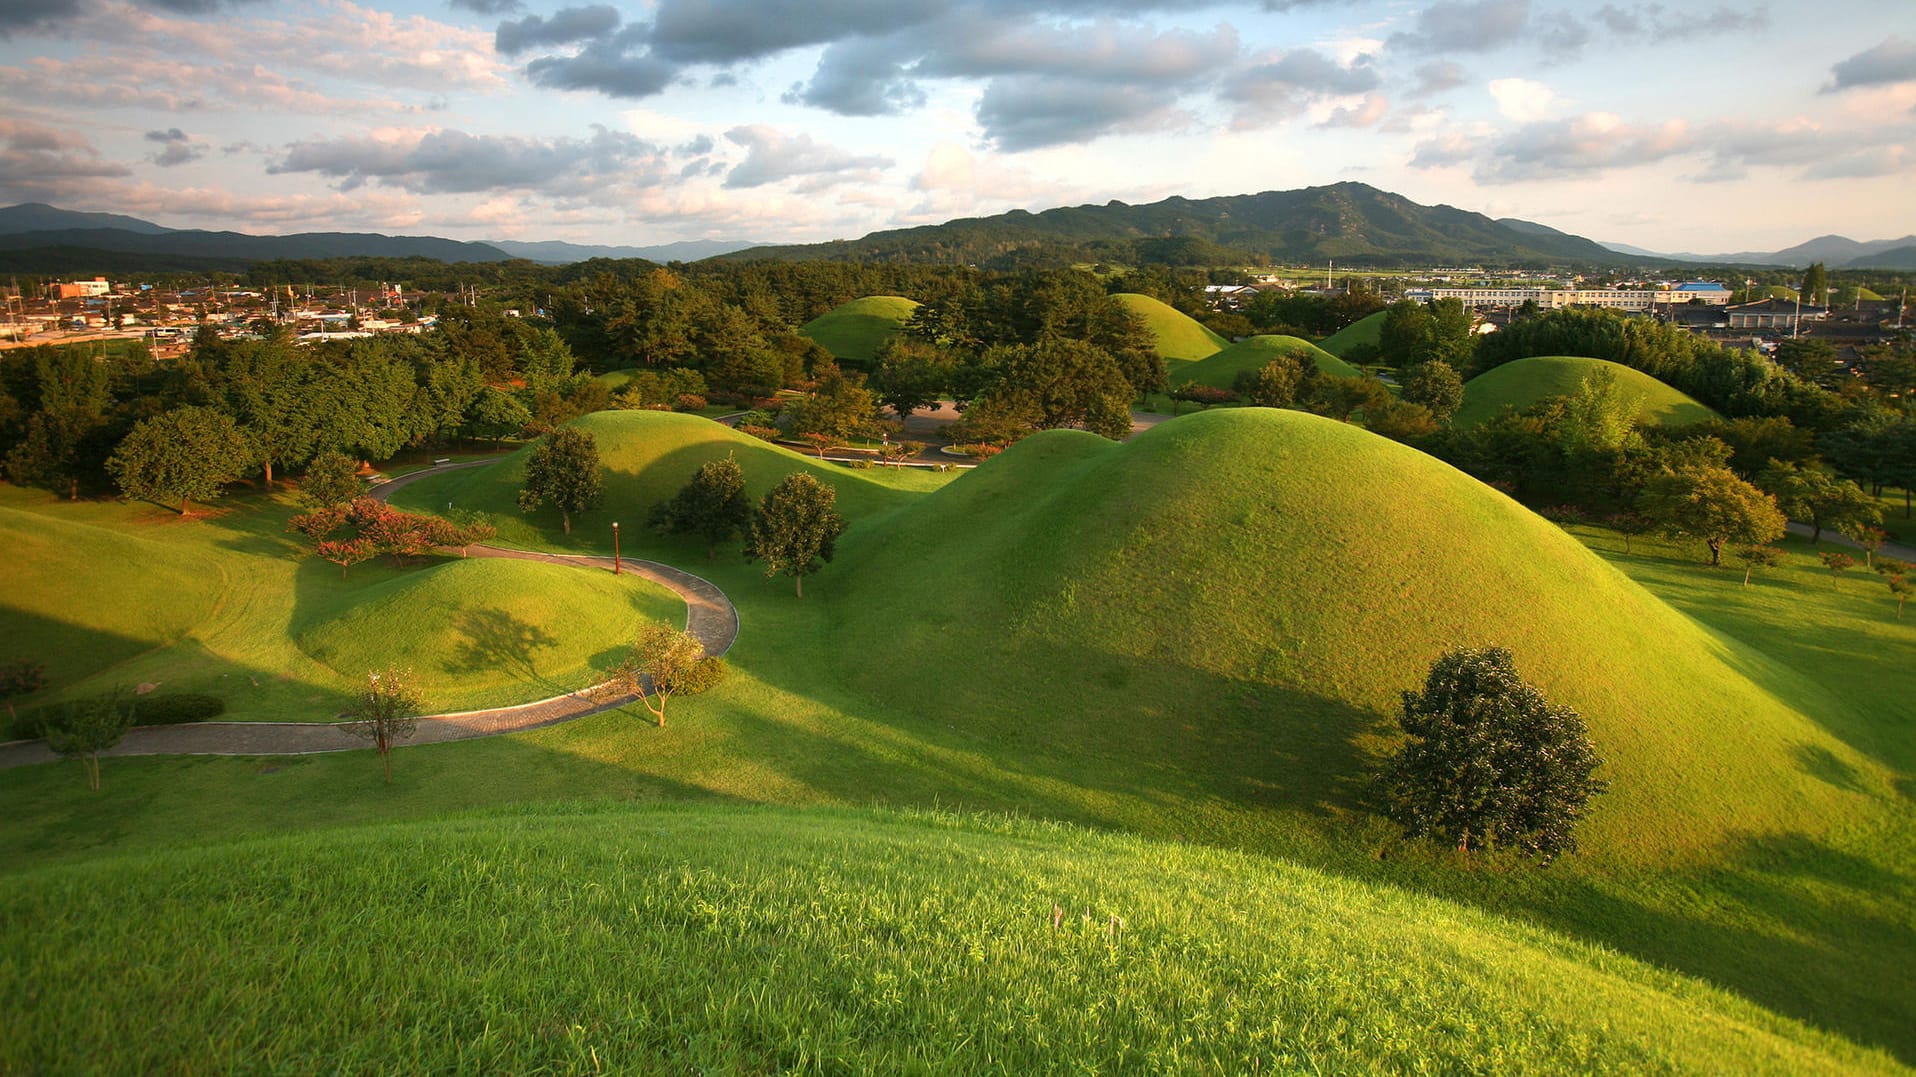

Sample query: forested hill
[721,182,1626,269]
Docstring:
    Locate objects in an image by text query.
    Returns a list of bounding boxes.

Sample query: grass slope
[828,408,1884,862]
[1112,292,1227,362]
[0,487,683,719]
[798,295,920,362]
[1170,334,1361,388]
[1455,356,1721,429]
[3,804,1898,1076]
[1317,309,1385,357]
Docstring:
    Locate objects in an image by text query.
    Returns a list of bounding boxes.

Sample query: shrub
[674,394,709,413]
[676,657,727,696]
[132,693,227,725]
[737,424,782,443]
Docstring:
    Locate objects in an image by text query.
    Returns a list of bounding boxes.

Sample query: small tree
[287,504,350,545]
[0,659,47,723]
[341,667,420,784]
[1846,525,1888,569]
[1734,544,1783,586]
[1889,574,1911,620]
[42,689,137,791]
[610,622,708,727]
[1379,646,1606,863]
[1821,550,1855,577]
[517,426,603,535]
[300,450,363,508]
[1233,356,1305,409]
[1605,511,1654,554]
[1638,466,1786,566]
[316,538,378,579]
[745,472,847,598]
[1875,557,1912,578]
[650,453,752,559]
[107,405,251,516]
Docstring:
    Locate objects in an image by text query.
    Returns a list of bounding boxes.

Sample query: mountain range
[2,188,1911,272]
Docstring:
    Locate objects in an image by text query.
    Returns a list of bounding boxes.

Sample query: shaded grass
[1171,335,1361,389]
[2,804,1901,1076]
[1455,356,1719,429]
[1317,309,1385,357]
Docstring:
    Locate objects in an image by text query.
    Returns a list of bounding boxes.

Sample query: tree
[341,667,420,784]
[786,372,879,446]
[1637,466,1787,566]
[745,472,846,598]
[316,538,378,580]
[1801,262,1828,307]
[299,450,363,508]
[42,689,137,791]
[980,339,1134,440]
[1890,575,1912,620]
[609,622,707,727]
[1303,374,1391,423]
[0,659,46,723]
[1400,360,1465,423]
[1232,356,1304,408]
[517,426,603,535]
[1847,525,1888,568]
[1820,550,1854,576]
[107,405,251,516]
[650,453,752,559]
[869,338,955,420]
[1757,459,1879,544]
[1734,544,1783,586]
[1379,646,1605,863]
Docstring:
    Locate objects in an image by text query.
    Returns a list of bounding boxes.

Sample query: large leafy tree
[1399,360,1465,423]
[517,426,603,535]
[1637,465,1786,565]
[869,337,956,420]
[744,472,846,598]
[650,453,751,559]
[978,338,1134,440]
[1756,459,1880,544]
[107,405,251,516]
[216,338,316,488]
[1380,646,1606,863]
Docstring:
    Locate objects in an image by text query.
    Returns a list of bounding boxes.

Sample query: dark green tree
[1756,459,1880,544]
[1800,262,1828,307]
[517,426,603,535]
[42,689,138,791]
[299,450,363,508]
[107,405,251,516]
[1233,356,1305,408]
[1400,360,1465,423]
[1380,646,1606,863]
[869,338,955,420]
[744,472,846,598]
[651,453,751,559]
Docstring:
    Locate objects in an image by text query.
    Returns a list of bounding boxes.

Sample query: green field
[1454,355,1721,428]
[1170,334,1361,388]
[3,805,1898,1076]
[4,408,1914,1068]
[0,487,685,718]
[1112,292,1228,362]
[797,295,920,362]
[1317,309,1385,356]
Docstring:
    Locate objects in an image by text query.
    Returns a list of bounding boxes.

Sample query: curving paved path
[0,461,739,770]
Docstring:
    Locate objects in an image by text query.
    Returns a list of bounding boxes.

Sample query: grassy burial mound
[1454,356,1720,429]
[798,295,921,363]
[1317,309,1386,357]
[294,558,684,713]
[1111,292,1228,363]
[828,408,1885,862]
[389,410,948,554]
[2,805,1897,1077]
[0,488,686,721]
[1170,334,1362,389]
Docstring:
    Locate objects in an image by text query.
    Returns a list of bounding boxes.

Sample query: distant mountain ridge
[722,182,1628,268]
[488,238,761,263]
[1598,232,1916,269]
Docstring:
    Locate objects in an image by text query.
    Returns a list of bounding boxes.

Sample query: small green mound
[294,558,682,712]
[387,410,949,555]
[0,805,1893,1075]
[829,408,1884,860]
[1318,309,1385,356]
[1455,356,1720,429]
[1171,334,1361,389]
[593,367,642,389]
[799,295,921,362]
[1112,293,1227,362]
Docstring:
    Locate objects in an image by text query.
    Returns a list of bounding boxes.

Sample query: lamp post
[612,521,621,576]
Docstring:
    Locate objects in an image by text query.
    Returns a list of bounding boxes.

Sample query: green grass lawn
[0,485,684,721]
[4,409,1914,1065]
[1317,309,1385,356]
[1112,292,1228,362]
[797,295,920,362]
[3,804,1901,1076]
[1453,355,1720,429]
[1171,335,1361,389]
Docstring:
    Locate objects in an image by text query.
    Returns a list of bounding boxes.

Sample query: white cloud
[1486,77,1557,122]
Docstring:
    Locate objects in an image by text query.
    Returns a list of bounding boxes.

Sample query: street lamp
[612,522,621,576]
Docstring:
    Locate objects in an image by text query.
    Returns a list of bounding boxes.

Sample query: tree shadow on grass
[445,608,560,682]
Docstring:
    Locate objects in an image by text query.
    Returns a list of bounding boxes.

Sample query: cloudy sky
[3,0,1913,252]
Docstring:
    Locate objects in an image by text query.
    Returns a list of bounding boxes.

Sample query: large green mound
[294,557,682,712]
[389,410,947,553]
[829,409,1883,860]
[1171,334,1361,388]
[798,295,920,362]
[1112,292,1227,362]
[1317,309,1385,356]
[1455,356,1721,429]
[2,805,1893,1075]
